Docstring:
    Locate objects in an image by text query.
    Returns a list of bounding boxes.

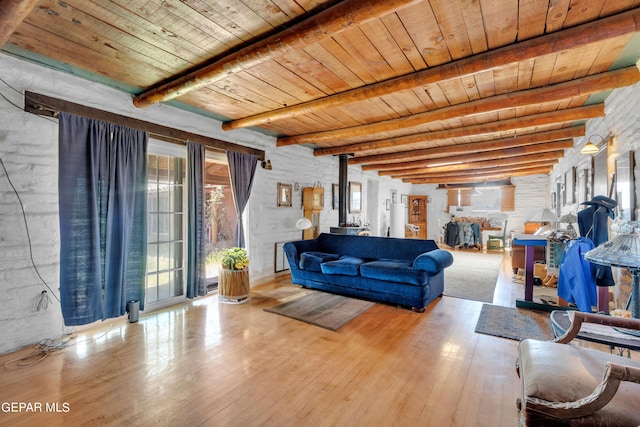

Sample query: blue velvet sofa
[283,233,453,312]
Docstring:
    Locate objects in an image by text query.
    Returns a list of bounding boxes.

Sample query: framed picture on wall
[277,182,292,207]
[592,148,608,198]
[565,167,576,204]
[577,168,587,206]
[332,183,339,210]
[615,151,635,221]
[584,167,592,202]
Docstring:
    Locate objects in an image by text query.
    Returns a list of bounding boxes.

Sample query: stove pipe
[338,154,348,226]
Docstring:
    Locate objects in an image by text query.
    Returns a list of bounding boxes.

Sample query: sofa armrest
[283,239,319,269]
[413,249,454,273]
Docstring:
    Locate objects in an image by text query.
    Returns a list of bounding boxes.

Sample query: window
[146,147,186,305]
[204,154,238,284]
[145,142,238,304]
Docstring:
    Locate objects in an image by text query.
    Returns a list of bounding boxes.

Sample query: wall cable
[0,157,60,303]
[0,76,59,123]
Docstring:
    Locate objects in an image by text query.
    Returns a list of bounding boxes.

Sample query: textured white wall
[551,80,640,220]
[0,65,63,355]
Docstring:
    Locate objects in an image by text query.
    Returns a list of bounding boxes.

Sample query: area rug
[443,251,503,303]
[264,291,375,331]
[475,304,554,341]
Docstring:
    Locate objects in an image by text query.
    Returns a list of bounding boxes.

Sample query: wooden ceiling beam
[401,169,555,186]
[393,161,558,180]
[0,0,40,47]
[381,152,563,176]
[278,67,639,146]
[224,8,640,131]
[347,127,585,164]
[313,105,603,156]
[132,0,418,108]
[363,140,573,171]
[403,162,556,179]
[405,166,554,184]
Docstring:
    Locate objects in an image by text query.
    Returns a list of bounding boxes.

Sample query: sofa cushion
[299,251,341,272]
[361,259,428,285]
[412,249,454,273]
[321,256,366,276]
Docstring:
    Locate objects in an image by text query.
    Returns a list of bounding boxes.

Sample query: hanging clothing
[444,221,460,247]
[577,195,617,287]
[470,222,481,245]
[557,238,597,312]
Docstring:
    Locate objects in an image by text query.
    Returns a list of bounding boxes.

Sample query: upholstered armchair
[516,312,640,426]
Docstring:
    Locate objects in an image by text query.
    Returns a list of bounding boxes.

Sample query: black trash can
[127,300,139,323]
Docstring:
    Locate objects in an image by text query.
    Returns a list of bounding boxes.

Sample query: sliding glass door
[146,150,186,304]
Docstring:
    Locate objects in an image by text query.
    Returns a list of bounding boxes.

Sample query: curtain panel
[186,142,206,298]
[58,112,148,326]
[226,151,258,248]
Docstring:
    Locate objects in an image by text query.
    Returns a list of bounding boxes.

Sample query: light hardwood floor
[0,250,621,426]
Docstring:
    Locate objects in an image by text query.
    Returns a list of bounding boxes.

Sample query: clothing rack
[443,218,482,249]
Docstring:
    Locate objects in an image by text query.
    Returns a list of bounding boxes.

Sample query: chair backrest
[501,220,508,237]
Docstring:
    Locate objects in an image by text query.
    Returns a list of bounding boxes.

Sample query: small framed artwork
[584,168,592,202]
[385,199,391,211]
[565,167,576,204]
[391,189,398,203]
[274,242,290,273]
[332,183,339,210]
[277,182,292,207]
[593,148,608,198]
[349,181,362,213]
[401,194,408,206]
[615,151,635,221]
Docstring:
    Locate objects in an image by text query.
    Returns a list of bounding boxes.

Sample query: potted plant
[218,247,250,303]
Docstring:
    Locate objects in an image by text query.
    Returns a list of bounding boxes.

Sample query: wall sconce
[261,159,272,170]
[580,134,611,155]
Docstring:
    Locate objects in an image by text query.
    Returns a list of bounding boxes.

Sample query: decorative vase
[218,268,250,304]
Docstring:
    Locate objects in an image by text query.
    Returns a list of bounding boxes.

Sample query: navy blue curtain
[226,151,258,248]
[186,142,206,298]
[58,113,148,326]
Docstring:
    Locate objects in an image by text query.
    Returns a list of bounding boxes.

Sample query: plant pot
[218,268,250,304]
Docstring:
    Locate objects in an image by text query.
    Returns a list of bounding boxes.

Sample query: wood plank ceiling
[3,0,640,185]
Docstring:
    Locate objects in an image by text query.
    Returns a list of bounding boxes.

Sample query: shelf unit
[406,195,427,239]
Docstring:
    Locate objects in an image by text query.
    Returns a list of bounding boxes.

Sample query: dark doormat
[475,303,554,341]
[264,290,375,331]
